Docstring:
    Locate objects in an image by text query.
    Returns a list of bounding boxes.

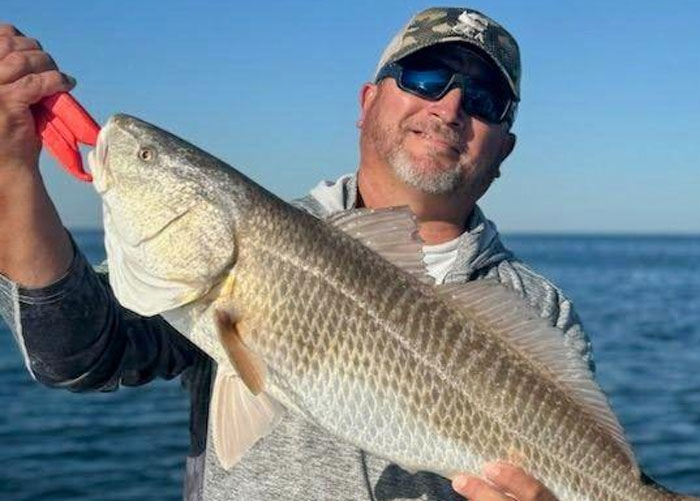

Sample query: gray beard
[388,147,465,195]
[363,109,473,195]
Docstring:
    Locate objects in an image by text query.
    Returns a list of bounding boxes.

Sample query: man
[0,7,590,501]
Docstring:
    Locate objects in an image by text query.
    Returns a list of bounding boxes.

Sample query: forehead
[403,43,501,82]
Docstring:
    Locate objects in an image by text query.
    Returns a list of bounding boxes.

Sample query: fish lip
[88,122,112,193]
[90,115,144,194]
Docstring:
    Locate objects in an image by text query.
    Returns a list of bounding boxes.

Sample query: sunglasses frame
[375,61,517,125]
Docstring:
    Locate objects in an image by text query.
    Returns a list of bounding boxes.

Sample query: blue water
[1,231,699,500]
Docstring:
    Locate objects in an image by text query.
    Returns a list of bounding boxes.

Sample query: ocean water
[1,230,699,500]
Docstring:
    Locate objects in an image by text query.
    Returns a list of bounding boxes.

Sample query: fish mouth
[87,121,112,194]
[88,115,145,193]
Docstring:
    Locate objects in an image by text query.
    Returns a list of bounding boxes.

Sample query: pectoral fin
[210,369,284,470]
[214,309,267,395]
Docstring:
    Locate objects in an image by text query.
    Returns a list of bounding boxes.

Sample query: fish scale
[235,229,617,497]
[241,204,508,464]
[227,199,654,500]
[94,114,699,501]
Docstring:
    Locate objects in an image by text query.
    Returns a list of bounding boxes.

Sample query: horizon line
[67,227,700,238]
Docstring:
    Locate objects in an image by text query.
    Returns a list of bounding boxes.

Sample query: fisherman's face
[359,45,515,198]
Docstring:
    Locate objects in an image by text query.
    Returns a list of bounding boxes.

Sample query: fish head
[88,114,247,316]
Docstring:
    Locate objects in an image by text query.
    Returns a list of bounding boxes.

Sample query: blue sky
[5,0,699,233]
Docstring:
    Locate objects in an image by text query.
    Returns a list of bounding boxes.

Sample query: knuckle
[26,37,41,49]
[0,36,10,53]
[491,465,516,485]
[471,482,490,499]
[523,484,545,500]
[0,24,18,34]
[17,72,38,91]
[4,50,27,71]
[460,479,482,497]
[44,52,58,69]
[44,70,63,86]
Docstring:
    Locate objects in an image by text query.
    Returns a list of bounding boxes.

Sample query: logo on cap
[454,10,490,43]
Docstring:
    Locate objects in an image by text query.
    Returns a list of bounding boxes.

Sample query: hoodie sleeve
[0,238,203,391]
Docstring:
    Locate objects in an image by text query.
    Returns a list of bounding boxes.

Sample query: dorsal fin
[326,207,433,284]
[437,279,639,471]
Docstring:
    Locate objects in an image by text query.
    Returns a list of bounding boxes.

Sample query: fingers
[452,463,558,501]
[6,70,76,105]
[481,463,557,501]
[452,475,515,501]
[0,50,56,84]
[0,23,22,37]
[0,35,42,60]
[0,25,75,105]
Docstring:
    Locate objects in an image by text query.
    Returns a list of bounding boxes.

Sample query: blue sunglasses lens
[398,66,509,123]
[400,67,454,98]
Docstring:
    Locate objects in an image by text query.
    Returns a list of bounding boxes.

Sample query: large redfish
[88,114,698,501]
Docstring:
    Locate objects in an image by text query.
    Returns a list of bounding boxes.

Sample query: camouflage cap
[374,7,521,100]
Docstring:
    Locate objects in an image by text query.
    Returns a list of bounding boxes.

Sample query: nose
[428,87,465,129]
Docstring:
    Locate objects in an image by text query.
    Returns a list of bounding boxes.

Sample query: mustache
[403,119,465,151]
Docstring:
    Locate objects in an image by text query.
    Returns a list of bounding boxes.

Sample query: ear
[357,83,378,128]
[494,132,516,178]
[500,132,516,162]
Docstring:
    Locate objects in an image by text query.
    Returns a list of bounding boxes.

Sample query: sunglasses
[375,59,516,124]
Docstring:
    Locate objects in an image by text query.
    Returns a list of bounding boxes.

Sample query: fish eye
[138,146,156,162]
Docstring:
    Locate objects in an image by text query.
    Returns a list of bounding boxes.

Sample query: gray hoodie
[0,173,592,501]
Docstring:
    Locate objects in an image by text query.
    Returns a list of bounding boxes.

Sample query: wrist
[0,161,44,217]
[0,158,41,187]
[0,161,74,287]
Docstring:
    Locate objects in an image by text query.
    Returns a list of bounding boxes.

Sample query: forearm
[0,164,73,287]
[1,240,202,390]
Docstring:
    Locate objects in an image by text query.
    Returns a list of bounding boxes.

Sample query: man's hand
[0,23,75,172]
[0,24,75,286]
[452,462,558,501]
